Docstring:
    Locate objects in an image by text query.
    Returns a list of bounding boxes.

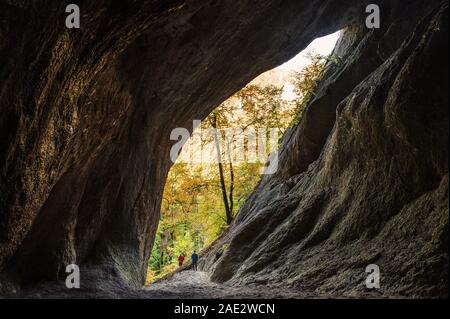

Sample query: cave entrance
[147,32,341,283]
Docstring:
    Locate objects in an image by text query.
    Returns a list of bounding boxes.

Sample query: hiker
[191,251,199,271]
[178,254,185,267]
[215,250,223,262]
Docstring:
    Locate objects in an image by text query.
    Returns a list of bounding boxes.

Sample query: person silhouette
[191,251,199,271]
[178,254,185,267]
[215,250,223,262]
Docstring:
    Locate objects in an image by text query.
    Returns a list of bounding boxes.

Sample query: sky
[278,31,341,72]
[251,31,341,100]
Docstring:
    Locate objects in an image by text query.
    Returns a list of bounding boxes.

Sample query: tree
[290,52,328,125]
[210,111,234,225]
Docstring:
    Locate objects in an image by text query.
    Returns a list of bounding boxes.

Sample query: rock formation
[0,0,448,297]
[204,1,449,298]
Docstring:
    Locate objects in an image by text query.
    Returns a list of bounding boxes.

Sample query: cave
[0,0,448,299]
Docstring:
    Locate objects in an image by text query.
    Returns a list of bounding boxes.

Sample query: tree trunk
[212,114,233,225]
[226,137,234,222]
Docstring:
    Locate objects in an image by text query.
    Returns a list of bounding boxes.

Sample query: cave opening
[0,0,447,301]
[146,32,341,283]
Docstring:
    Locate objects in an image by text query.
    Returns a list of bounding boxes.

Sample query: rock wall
[203,1,449,297]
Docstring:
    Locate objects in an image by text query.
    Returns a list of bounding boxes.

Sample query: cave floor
[143,271,312,299]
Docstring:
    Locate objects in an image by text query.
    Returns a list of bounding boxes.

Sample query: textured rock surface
[203,1,449,298]
[0,0,448,298]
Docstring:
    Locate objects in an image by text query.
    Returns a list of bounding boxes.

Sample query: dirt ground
[143,270,314,299]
